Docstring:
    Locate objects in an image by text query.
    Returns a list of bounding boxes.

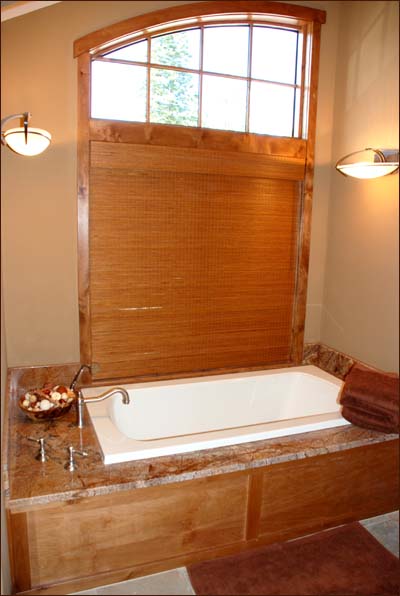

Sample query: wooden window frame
[75,1,325,384]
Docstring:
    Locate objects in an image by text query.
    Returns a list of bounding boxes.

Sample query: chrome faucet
[76,387,130,428]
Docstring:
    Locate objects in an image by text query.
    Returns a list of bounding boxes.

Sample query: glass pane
[150,68,199,126]
[203,26,249,77]
[151,29,200,69]
[296,33,303,85]
[252,27,298,85]
[91,61,147,122]
[105,40,148,62]
[249,81,294,137]
[202,75,247,132]
[293,87,301,137]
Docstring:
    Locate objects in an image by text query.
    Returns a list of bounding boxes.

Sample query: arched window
[74,2,326,383]
[91,23,303,137]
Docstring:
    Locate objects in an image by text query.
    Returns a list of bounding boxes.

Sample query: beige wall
[321,1,399,371]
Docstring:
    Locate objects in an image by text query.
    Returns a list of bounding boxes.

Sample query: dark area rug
[188,522,399,595]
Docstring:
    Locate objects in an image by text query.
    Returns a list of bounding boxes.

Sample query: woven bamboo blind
[89,141,303,380]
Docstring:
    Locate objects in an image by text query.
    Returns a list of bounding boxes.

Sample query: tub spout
[77,387,130,428]
[70,364,91,392]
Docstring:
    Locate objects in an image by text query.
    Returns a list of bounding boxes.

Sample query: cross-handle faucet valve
[64,446,88,472]
[28,437,48,462]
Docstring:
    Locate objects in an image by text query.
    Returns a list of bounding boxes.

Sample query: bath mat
[188,523,399,595]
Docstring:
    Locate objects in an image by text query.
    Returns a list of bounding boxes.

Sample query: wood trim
[89,119,307,158]
[75,360,294,389]
[15,537,259,595]
[258,439,399,543]
[291,21,322,364]
[11,439,399,595]
[245,471,263,540]
[77,53,92,369]
[8,511,31,593]
[91,17,304,61]
[90,139,305,179]
[74,1,326,57]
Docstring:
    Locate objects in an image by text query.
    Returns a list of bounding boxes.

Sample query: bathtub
[84,365,350,465]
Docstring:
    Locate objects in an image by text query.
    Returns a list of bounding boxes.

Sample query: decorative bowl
[18,385,77,422]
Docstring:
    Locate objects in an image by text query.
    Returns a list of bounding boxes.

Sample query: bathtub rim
[84,365,348,464]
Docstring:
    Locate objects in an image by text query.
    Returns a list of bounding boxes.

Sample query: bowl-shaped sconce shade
[3,126,51,156]
[336,148,399,179]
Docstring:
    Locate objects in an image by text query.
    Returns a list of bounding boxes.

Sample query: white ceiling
[1,1,61,22]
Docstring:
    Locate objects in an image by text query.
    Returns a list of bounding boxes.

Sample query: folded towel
[340,364,399,434]
[342,404,399,434]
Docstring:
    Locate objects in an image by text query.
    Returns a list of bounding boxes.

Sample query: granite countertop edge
[6,431,398,512]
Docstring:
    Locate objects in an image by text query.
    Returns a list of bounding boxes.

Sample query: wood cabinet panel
[26,473,249,586]
[9,440,398,593]
[258,441,399,542]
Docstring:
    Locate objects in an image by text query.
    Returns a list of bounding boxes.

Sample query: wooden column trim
[8,511,32,593]
[291,21,322,364]
[245,471,263,540]
[77,53,92,368]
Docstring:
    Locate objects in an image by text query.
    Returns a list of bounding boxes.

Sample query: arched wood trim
[74,1,326,57]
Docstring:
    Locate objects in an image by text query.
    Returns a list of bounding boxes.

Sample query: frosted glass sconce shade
[3,126,51,156]
[336,148,399,179]
[1,112,51,156]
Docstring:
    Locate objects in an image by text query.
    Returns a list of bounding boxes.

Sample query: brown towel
[342,405,399,434]
[340,364,399,434]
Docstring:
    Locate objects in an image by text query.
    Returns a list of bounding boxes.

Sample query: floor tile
[361,510,399,528]
[95,568,195,595]
[361,510,399,557]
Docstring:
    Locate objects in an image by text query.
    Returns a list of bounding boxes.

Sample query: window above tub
[91,22,304,138]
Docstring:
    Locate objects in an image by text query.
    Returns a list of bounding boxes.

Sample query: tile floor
[72,510,399,595]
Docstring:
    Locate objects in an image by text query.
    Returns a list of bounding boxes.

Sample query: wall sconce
[336,148,399,179]
[1,112,51,156]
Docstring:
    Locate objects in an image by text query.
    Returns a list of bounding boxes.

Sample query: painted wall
[321,1,399,371]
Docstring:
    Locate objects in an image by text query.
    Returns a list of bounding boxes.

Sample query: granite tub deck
[4,363,398,512]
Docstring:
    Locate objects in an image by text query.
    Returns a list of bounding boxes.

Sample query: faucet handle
[28,437,48,462]
[64,445,88,472]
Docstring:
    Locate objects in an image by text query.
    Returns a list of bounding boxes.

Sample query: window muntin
[91,23,304,137]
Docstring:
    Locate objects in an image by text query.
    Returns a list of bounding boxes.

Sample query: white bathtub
[84,365,350,465]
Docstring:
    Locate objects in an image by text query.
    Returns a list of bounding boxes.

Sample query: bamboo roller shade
[89,141,303,380]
